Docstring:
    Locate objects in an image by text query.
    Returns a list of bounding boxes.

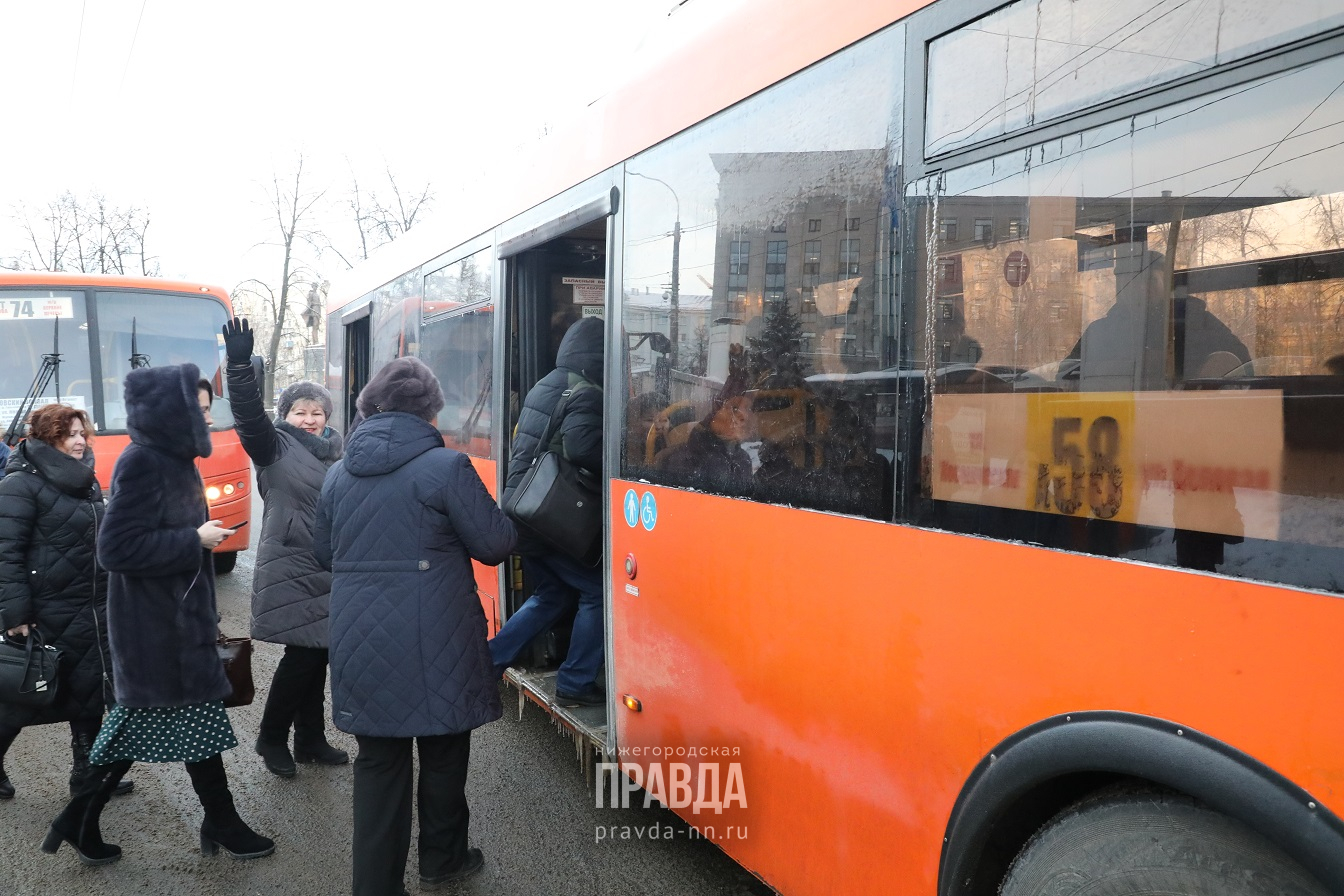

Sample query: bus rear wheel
[1000,788,1328,896]
[213,551,239,575]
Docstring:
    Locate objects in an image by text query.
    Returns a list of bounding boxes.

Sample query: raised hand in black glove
[222,317,253,366]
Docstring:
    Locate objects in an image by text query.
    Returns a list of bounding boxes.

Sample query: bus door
[341,305,371,431]
[498,210,610,691]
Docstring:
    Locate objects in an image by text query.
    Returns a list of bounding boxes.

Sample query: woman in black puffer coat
[222,317,348,778]
[0,404,131,801]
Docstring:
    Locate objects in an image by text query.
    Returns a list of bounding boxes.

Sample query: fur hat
[276,381,334,422]
[356,357,445,423]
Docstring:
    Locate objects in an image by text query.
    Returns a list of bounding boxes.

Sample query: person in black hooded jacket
[41,365,274,868]
[490,316,607,706]
[0,404,133,802]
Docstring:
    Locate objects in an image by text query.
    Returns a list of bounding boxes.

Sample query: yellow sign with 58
[1025,394,1137,523]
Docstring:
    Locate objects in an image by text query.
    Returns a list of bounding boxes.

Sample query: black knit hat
[276,381,334,422]
[356,357,445,423]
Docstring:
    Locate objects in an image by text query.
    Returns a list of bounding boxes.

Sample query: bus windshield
[97,290,234,431]
[0,291,93,437]
[0,287,233,436]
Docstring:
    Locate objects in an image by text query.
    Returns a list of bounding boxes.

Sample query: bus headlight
[205,486,222,501]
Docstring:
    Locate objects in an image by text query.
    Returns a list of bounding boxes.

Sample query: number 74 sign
[0,297,75,321]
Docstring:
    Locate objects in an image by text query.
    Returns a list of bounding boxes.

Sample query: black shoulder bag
[0,627,61,708]
[504,382,603,566]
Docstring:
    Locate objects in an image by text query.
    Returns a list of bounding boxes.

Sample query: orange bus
[323,1,1344,892]
[0,272,251,572]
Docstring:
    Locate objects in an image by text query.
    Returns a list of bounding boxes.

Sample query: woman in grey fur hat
[222,318,349,779]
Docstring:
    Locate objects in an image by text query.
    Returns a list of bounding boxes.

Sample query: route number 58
[1035,415,1123,519]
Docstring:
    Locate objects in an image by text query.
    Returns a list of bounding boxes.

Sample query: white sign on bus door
[563,277,606,305]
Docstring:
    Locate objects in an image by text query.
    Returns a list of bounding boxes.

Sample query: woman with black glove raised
[222,317,349,778]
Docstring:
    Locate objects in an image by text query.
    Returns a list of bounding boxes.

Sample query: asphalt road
[0,507,774,896]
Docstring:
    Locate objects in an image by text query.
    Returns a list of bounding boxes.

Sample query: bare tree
[9,191,158,275]
[327,164,434,269]
[234,156,327,401]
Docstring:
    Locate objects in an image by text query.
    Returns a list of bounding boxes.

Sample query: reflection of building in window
[1007,218,1023,239]
[766,240,788,302]
[803,240,821,287]
[729,240,750,286]
[974,218,994,242]
[940,302,954,320]
[840,239,861,276]
[940,218,959,241]
[709,150,889,378]
[936,256,962,289]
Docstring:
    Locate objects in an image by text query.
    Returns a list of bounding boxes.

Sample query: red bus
[324,1,1344,893]
[0,272,251,572]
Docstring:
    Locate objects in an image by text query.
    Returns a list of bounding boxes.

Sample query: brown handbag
[216,632,255,708]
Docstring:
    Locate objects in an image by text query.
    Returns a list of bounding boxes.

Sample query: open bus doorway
[499,217,608,705]
[342,311,371,431]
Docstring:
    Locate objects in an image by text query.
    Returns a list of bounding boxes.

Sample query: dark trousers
[488,551,604,693]
[259,645,330,746]
[352,731,471,896]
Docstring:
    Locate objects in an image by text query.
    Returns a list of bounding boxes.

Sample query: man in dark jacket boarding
[315,357,516,896]
[489,316,605,706]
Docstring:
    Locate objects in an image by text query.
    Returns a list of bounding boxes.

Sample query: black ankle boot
[293,681,347,765]
[0,768,13,800]
[255,737,296,777]
[41,761,131,865]
[293,735,348,765]
[186,753,275,859]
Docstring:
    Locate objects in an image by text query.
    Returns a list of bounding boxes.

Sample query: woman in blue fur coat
[41,364,274,867]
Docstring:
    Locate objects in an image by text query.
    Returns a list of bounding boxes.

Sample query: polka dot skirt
[89,702,239,765]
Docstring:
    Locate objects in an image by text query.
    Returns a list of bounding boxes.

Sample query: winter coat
[503,317,604,555]
[0,439,110,726]
[226,363,342,647]
[97,363,230,708]
[315,411,516,738]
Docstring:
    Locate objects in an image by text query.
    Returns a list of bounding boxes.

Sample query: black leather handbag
[216,632,255,708]
[0,628,61,708]
[504,384,602,566]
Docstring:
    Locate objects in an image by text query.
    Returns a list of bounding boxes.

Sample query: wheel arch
[937,710,1344,896]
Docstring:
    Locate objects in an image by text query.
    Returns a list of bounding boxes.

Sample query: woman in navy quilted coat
[315,356,515,896]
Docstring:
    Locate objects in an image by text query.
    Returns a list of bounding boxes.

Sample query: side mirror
[250,355,266,387]
[648,333,673,354]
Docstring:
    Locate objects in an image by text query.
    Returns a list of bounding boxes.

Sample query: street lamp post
[628,171,680,371]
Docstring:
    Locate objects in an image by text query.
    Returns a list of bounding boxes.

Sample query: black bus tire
[213,551,238,575]
[1000,789,1329,896]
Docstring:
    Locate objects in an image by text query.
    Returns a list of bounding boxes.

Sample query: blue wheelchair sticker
[623,489,640,528]
[640,491,658,531]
